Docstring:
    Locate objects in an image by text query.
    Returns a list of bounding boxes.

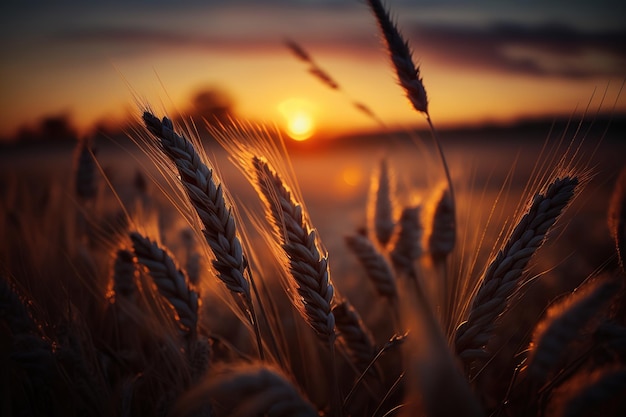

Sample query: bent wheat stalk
[455,176,579,366]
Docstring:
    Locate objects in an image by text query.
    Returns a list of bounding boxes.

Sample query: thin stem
[343,333,407,408]
[247,265,286,369]
[426,115,455,206]
[372,371,405,417]
[329,339,343,417]
[246,295,265,361]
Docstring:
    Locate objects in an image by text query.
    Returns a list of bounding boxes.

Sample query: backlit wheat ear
[390,205,423,279]
[608,168,626,273]
[130,231,198,341]
[428,188,455,261]
[252,156,335,344]
[373,159,395,247]
[526,276,619,384]
[345,231,397,300]
[455,176,579,365]
[285,38,340,90]
[332,299,380,379]
[174,364,317,417]
[366,0,428,115]
[142,112,250,299]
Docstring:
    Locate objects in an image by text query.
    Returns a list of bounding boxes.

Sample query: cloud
[55,14,626,80]
[406,21,626,78]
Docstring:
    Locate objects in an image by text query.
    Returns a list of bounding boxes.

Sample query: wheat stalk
[131,231,198,341]
[455,176,579,365]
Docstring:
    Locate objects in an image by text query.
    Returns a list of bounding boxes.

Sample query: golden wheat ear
[455,176,579,369]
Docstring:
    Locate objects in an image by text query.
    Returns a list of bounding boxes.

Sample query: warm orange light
[341,166,363,187]
[278,98,315,141]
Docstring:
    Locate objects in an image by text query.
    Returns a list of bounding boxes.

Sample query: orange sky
[1,1,625,141]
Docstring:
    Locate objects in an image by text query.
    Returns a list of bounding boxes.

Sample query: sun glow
[278,98,316,141]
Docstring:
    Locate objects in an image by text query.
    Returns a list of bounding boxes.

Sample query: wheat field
[2,1,626,416]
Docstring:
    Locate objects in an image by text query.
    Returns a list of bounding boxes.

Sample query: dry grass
[1,1,625,417]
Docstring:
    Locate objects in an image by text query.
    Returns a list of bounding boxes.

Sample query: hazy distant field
[2,128,623,304]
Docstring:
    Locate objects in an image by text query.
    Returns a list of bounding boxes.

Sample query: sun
[278,98,316,141]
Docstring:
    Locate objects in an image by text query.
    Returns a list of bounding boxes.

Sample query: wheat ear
[373,159,395,247]
[366,0,455,231]
[345,231,397,300]
[252,156,335,343]
[429,187,455,260]
[390,205,423,280]
[131,231,198,341]
[366,0,427,114]
[455,176,579,364]
[332,299,380,379]
[526,277,619,384]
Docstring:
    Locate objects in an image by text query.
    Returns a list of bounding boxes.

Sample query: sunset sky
[1,0,625,140]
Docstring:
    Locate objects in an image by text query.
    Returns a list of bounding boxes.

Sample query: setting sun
[278,98,316,141]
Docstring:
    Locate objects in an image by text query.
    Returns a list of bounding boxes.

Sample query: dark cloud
[55,18,626,80]
[407,21,626,78]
